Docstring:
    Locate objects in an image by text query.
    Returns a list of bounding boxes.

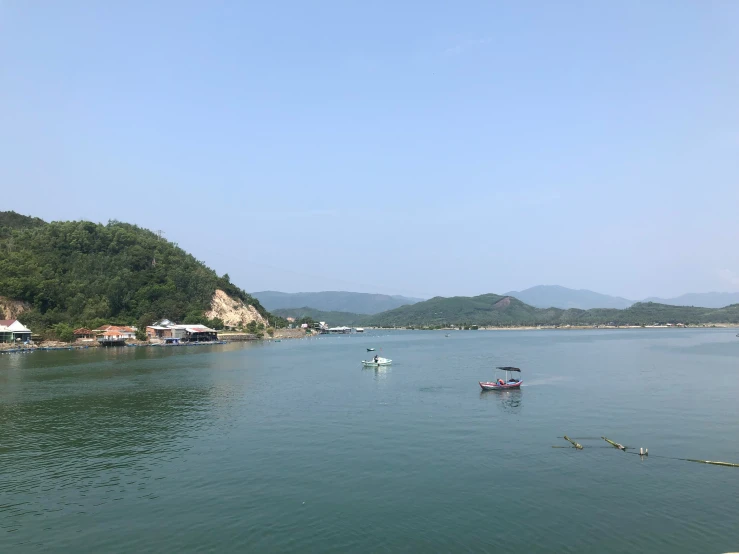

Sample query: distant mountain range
[256,287,739,319]
[271,307,365,327]
[272,294,739,329]
[642,292,739,309]
[252,291,424,315]
[505,285,739,310]
[504,285,633,310]
[365,294,739,328]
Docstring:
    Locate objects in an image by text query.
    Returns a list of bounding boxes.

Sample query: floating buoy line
[552,435,739,468]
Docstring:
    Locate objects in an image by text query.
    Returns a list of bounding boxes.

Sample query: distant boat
[355,328,365,333]
[445,334,450,337]
[479,366,523,391]
[367,348,375,351]
[362,357,392,366]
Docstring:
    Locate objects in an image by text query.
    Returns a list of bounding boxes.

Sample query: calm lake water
[2,329,739,553]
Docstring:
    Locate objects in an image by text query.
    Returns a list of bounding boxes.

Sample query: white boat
[362,357,392,366]
[355,328,365,333]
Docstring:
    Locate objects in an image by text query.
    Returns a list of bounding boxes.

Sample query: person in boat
[498,378,505,385]
[374,354,379,363]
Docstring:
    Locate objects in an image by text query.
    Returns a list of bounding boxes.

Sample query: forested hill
[0,211,271,331]
[0,211,46,230]
[365,293,739,327]
[253,291,423,314]
[271,307,367,327]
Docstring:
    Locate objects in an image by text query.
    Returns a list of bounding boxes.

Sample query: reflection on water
[372,367,391,383]
[480,389,523,413]
[361,365,391,380]
[0,346,245,541]
[2,330,739,554]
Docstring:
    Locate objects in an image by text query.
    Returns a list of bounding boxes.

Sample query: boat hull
[362,359,392,366]
[479,381,522,391]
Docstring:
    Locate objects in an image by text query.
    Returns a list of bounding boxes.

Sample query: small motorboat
[362,357,392,366]
[480,366,523,391]
[367,348,375,352]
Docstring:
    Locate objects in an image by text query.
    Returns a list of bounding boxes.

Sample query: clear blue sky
[2,1,738,300]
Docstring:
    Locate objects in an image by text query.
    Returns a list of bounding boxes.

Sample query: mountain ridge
[255,285,739,315]
[253,290,423,315]
[271,307,366,327]
[642,292,739,309]
[365,294,739,327]
[0,211,276,333]
[504,285,633,310]
[504,285,739,310]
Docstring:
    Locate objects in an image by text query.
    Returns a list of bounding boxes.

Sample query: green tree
[0,214,275,333]
[138,312,157,331]
[206,317,224,330]
[54,323,75,343]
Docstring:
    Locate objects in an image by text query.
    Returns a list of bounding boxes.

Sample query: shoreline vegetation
[377,323,739,331]
[276,295,739,329]
[0,327,313,352]
[0,212,289,343]
[2,324,736,354]
[3,211,739,345]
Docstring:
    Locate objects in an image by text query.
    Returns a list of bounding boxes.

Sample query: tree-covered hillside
[366,294,559,327]
[272,307,367,327]
[366,293,739,327]
[0,211,46,230]
[504,285,634,310]
[254,291,422,314]
[0,211,272,331]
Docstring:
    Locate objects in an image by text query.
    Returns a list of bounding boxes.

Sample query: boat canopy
[496,366,521,372]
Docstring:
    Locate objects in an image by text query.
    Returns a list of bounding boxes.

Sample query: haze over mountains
[259,286,739,314]
[510,286,739,309]
[252,291,424,315]
[504,285,633,310]
[272,293,739,328]
[642,292,739,309]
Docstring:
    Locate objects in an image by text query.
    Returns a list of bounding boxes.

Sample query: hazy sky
[2,1,738,300]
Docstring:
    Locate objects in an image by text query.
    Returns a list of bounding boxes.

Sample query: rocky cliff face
[205,289,268,328]
[0,296,30,320]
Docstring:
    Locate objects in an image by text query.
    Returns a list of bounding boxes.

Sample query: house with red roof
[93,325,137,340]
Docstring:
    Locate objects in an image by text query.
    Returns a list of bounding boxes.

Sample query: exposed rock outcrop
[0,296,30,320]
[493,297,511,310]
[205,289,268,328]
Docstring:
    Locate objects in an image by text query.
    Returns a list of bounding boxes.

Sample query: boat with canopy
[479,366,522,391]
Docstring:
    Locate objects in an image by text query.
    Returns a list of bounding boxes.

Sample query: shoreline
[371,324,739,331]
[0,327,314,353]
[3,325,736,353]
